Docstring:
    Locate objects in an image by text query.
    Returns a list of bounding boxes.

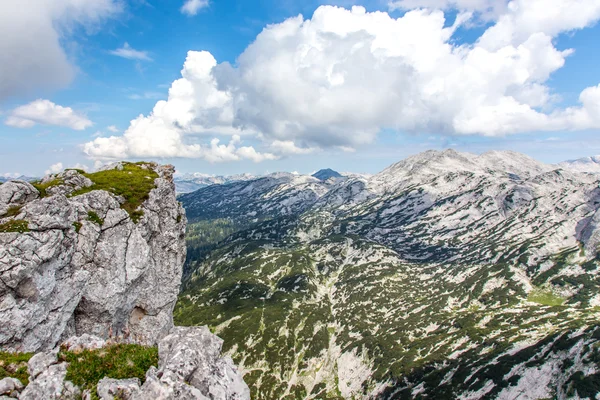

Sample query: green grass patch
[73,221,83,233]
[71,163,158,223]
[87,211,104,226]
[0,351,34,385]
[5,205,23,218]
[528,288,566,307]
[0,220,29,233]
[59,344,158,397]
[31,179,64,198]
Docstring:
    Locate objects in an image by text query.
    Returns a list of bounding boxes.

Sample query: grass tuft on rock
[31,179,64,198]
[59,344,158,397]
[71,163,158,223]
[0,351,34,385]
[0,220,30,233]
[87,211,104,226]
[5,205,23,218]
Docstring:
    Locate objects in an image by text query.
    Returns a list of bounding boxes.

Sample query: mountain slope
[176,150,600,399]
[174,173,256,193]
[559,156,600,174]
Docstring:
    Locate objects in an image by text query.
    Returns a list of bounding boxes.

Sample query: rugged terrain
[176,150,600,399]
[0,163,249,399]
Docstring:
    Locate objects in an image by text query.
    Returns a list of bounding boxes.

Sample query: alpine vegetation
[177,150,600,399]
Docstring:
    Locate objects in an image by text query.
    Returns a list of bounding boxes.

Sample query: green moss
[0,220,29,233]
[59,344,158,397]
[73,221,83,233]
[31,178,64,198]
[527,288,566,307]
[87,211,104,226]
[71,163,158,223]
[0,351,34,385]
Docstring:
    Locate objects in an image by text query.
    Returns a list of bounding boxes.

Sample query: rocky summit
[177,150,600,399]
[0,162,250,400]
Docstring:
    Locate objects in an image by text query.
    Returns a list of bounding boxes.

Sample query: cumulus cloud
[110,43,152,61]
[270,141,318,155]
[83,128,277,162]
[84,1,600,160]
[5,99,93,130]
[107,125,119,133]
[0,0,121,102]
[181,0,209,16]
[45,162,64,175]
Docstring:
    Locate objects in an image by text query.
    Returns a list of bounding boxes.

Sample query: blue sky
[1,0,600,177]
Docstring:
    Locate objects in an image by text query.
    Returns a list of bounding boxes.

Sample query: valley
[174,150,600,399]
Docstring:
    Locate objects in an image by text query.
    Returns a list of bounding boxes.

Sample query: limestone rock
[0,181,38,217]
[62,334,106,353]
[134,326,250,400]
[1,163,249,400]
[132,367,208,400]
[0,377,24,397]
[20,361,80,400]
[44,170,94,197]
[0,164,187,352]
[97,377,141,400]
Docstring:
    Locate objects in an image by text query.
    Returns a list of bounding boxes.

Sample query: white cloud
[5,99,93,130]
[181,0,209,16]
[271,140,318,155]
[107,125,119,133]
[44,162,89,175]
[128,92,164,100]
[389,0,508,19]
[45,162,64,175]
[83,1,600,160]
[110,43,152,61]
[83,127,277,162]
[0,0,121,101]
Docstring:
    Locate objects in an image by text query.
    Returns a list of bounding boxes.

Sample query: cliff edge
[0,162,250,399]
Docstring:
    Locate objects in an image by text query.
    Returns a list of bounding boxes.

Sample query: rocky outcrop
[0,163,250,399]
[5,329,250,400]
[133,327,250,400]
[0,163,186,352]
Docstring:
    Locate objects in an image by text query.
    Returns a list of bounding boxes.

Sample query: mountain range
[174,149,600,399]
[559,156,600,174]
[172,154,600,195]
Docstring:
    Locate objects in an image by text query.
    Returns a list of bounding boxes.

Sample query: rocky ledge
[0,163,250,399]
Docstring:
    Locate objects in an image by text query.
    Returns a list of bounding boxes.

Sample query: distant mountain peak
[312,168,342,181]
[558,155,600,174]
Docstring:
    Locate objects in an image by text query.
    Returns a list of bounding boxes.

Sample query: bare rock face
[0,164,187,352]
[96,377,141,400]
[0,181,39,217]
[144,326,250,400]
[1,163,250,400]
